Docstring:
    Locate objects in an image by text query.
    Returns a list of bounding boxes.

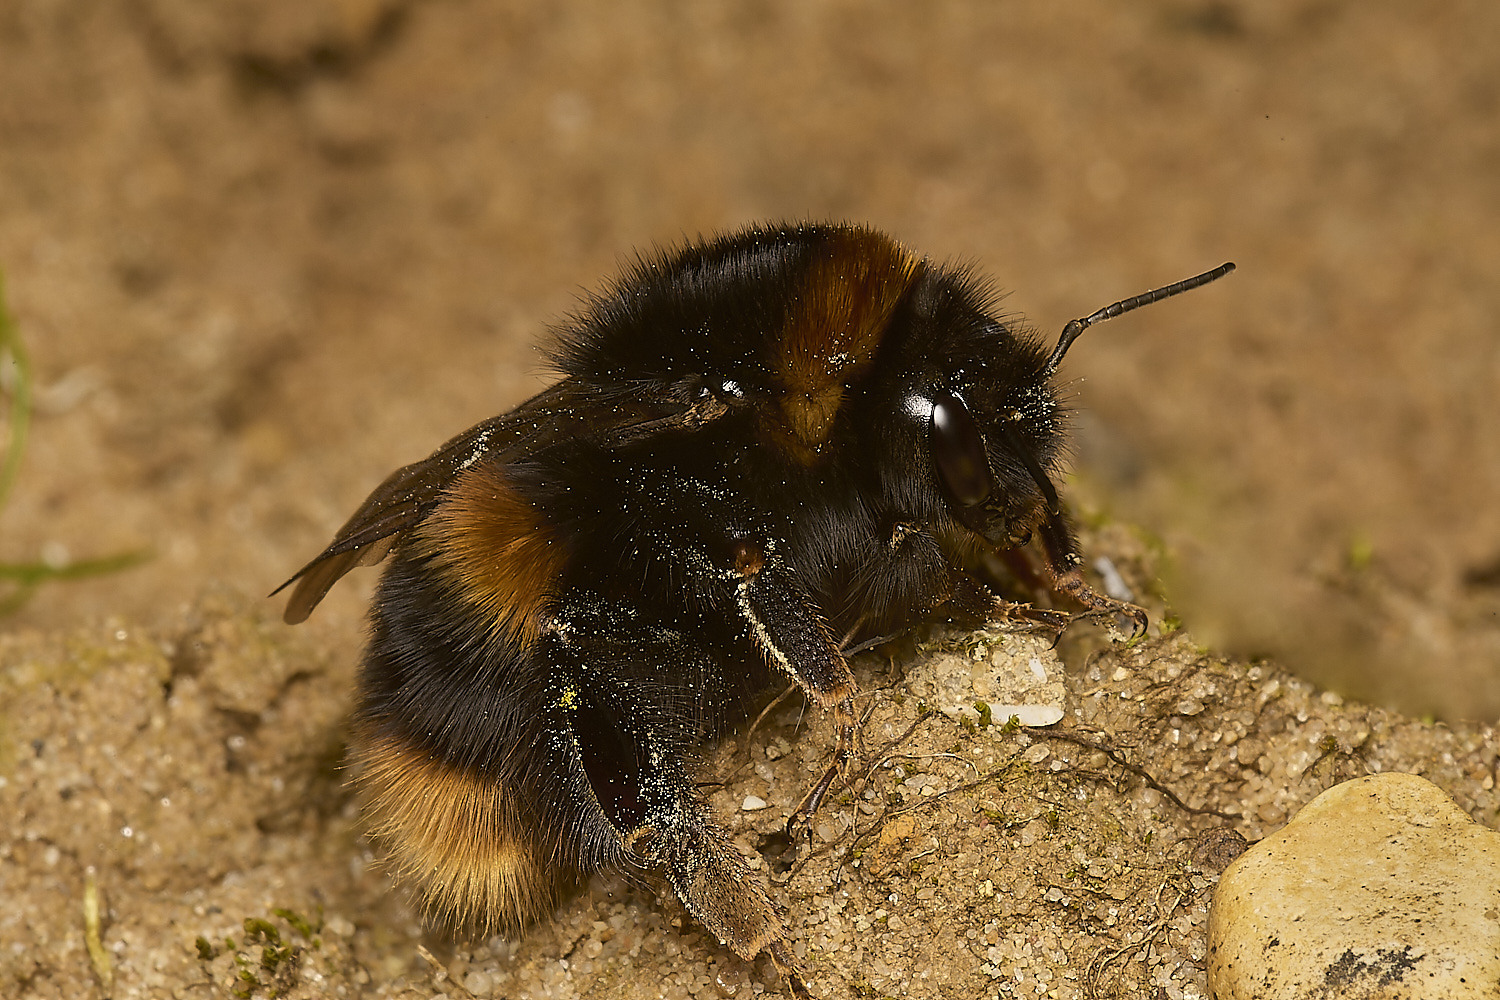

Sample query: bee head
[922,382,1060,549]
[886,362,1060,554]
[861,264,1064,553]
[876,260,1235,553]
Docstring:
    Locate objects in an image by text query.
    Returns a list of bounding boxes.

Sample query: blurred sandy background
[3,0,1497,717]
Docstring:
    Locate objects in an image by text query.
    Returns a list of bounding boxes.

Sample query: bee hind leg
[542,597,810,998]
[627,821,811,1000]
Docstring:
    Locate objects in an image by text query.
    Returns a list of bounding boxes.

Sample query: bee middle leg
[788,695,863,827]
[724,542,867,831]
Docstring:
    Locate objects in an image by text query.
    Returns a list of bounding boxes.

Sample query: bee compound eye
[929,390,994,508]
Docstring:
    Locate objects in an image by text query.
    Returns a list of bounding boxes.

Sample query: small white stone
[741,795,768,811]
[991,703,1064,727]
[1208,772,1500,999]
[904,632,1066,728]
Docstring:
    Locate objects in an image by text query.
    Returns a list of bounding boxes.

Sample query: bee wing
[275,378,730,624]
[273,404,554,625]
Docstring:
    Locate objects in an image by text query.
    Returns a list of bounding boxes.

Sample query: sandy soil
[5,554,1499,1000]
[2,1,1499,998]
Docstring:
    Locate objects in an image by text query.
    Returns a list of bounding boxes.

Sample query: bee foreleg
[938,570,1071,636]
[1035,507,1148,637]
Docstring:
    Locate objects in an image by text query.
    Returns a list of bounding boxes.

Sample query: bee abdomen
[410,459,564,648]
[351,725,572,933]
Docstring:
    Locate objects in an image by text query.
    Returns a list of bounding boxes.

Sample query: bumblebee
[277,223,1231,997]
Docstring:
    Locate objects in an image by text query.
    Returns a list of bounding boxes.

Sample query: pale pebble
[1208,772,1500,999]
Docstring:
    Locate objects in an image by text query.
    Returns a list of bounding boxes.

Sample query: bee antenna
[1043,261,1235,377]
